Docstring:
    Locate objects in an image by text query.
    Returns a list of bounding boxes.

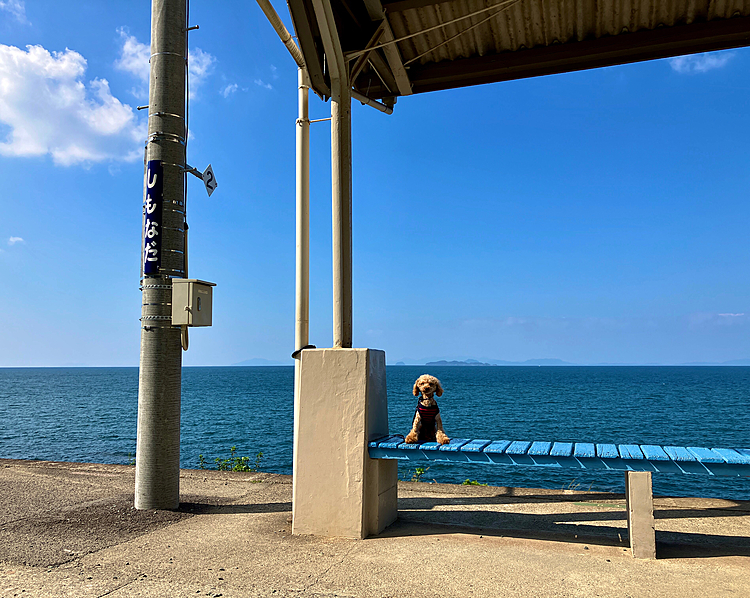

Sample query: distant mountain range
[234,356,750,367]
[425,359,491,366]
[392,357,750,366]
[405,358,573,366]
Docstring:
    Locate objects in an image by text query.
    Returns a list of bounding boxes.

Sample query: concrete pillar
[625,471,656,559]
[292,348,397,538]
[135,0,186,511]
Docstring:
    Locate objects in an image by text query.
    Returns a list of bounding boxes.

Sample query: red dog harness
[415,401,440,442]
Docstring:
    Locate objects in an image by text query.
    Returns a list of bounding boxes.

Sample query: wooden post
[625,471,656,558]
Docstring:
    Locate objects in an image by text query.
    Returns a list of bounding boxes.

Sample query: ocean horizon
[1,365,748,501]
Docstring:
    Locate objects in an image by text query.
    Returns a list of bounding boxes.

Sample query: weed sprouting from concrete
[198,446,263,472]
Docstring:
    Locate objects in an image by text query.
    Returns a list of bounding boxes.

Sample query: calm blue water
[1,366,748,500]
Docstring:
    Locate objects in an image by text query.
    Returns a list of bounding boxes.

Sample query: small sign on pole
[202,164,217,197]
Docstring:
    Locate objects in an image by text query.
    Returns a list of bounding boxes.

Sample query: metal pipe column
[135,0,187,510]
[292,66,310,524]
[295,67,311,358]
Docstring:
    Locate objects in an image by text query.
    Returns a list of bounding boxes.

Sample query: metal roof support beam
[361,0,412,95]
[311,0,353,348]
[350,20,386,82]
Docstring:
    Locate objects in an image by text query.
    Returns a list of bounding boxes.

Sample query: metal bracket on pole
[183,163,218,197]
[182,164,203,178]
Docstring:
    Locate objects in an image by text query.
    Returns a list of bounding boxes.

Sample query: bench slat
[664,446,697,461]
[419,442,442,451]
[619,444,645,460]
[460,440,492,452]
[713,448,750,465]
[483,440,512,454]
[528,441,553,456]
[596,444,618,459]
[439,438,471,452]
[574,443,595,458]
[397,442,420,450]
[688,447,726,463]
[372,435,405,449]
[736,449,750,459]
[550,442,573,457]
[506,441,532,455]
[641,445,669,461]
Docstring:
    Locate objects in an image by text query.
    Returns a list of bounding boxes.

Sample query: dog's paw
[405,432,418,444]
[436,431,450,445]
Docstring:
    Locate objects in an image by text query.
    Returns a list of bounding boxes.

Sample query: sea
[1,365,748,501]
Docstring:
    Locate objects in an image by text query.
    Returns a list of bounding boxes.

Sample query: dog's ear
[435,380,443,397]
[413,379,420,397]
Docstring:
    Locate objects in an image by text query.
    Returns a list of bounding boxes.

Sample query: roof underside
[288,0,750,102]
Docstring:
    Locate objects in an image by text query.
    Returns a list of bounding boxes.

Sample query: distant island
[423,358,572,366]
[425,359,491,366]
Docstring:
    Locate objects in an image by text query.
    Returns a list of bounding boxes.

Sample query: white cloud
[0,44,143,166]
[254,78,273,90]
[669,51,735,74]
[221,83,238,98]
[188,48,215,97]
[114,30,215,100]
[0,0,27,24]
[114,28,150,98]
[8,236,23,245]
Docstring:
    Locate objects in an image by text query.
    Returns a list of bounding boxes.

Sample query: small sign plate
[202,164,217,197]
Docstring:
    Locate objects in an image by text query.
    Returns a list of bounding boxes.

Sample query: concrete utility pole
[135,0,187,510]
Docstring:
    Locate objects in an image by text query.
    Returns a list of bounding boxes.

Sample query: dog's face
[413,374,443,399]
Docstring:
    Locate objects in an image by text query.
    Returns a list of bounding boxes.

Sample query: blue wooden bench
[368,436,750,558]
[368,436,750,476]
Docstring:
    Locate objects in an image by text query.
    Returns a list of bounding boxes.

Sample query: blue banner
[143,160,163,275]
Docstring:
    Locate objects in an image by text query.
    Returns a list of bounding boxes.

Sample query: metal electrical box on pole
[172,279,216,326]
[135,0,187,511]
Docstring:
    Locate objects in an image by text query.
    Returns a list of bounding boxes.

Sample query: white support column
[331,78,352,348]
[625,471,656,559]
[310,0,352,348]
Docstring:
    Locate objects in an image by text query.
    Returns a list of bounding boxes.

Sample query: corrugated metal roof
[289,0,750,101]
[387,0,750,67]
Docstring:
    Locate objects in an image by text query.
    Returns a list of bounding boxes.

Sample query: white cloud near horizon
[254,78,272,90]
[669,51,735,74]
[115,29,215,99]
[8,236,24,245]
[0,0,27,23]
[0,44,143,166]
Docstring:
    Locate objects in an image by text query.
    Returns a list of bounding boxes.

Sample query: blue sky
[1,0,749,366]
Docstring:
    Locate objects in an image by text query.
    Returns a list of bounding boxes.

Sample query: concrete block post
[625,471,656,559]
[292,348,398,539]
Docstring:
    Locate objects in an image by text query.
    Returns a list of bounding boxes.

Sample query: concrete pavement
[1,459,749,597]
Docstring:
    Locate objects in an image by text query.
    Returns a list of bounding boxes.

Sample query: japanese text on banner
[143,160,164,275]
